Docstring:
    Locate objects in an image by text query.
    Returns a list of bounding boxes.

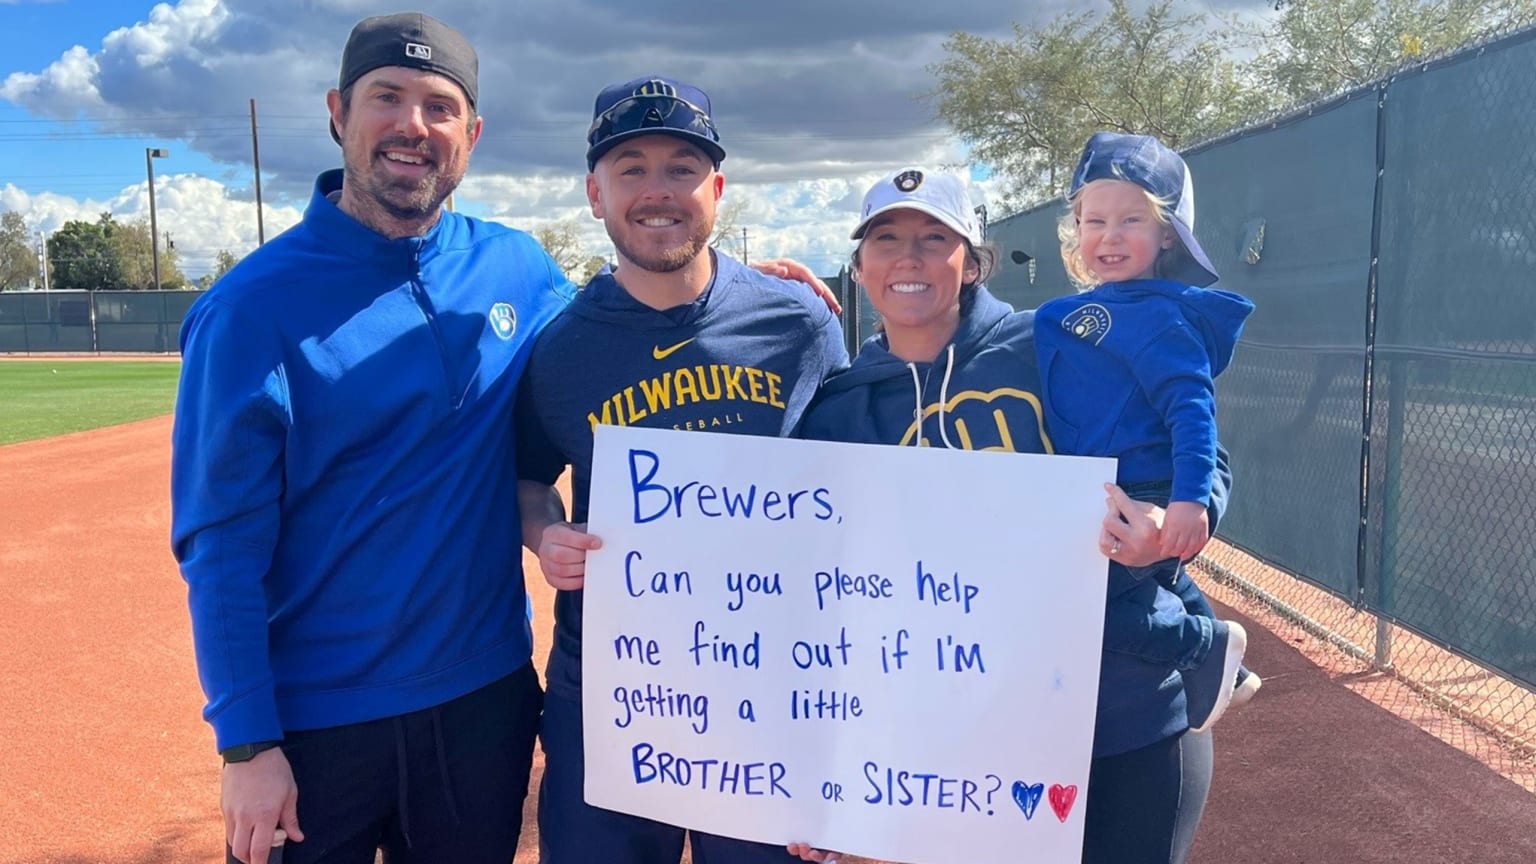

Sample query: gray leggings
[1081,730,1215,864]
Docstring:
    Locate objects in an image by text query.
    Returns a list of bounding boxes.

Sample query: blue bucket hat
[1070,132,1219,287]
[586,77,725,171]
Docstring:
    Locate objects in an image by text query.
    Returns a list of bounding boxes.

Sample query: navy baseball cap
[1070,132,1219,287]
[331,12,478,144]
[586,77,725,171]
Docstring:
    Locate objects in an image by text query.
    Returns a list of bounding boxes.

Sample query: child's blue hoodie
[800,286,1230,757]
[1035,278,1253,504]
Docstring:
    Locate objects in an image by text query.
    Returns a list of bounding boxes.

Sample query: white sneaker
[1230,669,1263,709]
[1189,621,1248,733]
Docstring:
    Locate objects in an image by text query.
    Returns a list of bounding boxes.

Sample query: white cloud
[120,173,303,274]
[0,45,103,113]
[1,184,110,233]
[2,174,301,278]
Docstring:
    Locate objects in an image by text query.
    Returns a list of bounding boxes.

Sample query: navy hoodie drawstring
[906,363,924,447]
[905,343,958,448]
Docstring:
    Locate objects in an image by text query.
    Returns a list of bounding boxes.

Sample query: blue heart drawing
[1012,781,1045,820]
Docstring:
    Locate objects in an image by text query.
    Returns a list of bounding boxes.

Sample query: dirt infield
[1,417,217,863]
[3,416,1534,864]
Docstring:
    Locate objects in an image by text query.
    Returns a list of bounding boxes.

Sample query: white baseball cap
[851,168,982,245]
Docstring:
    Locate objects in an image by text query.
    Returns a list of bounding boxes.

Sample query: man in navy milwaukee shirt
[516,76,847,864]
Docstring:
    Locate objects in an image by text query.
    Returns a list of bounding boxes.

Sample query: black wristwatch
[220,740,282,764]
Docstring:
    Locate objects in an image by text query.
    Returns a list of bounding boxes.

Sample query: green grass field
[0,361,181,445]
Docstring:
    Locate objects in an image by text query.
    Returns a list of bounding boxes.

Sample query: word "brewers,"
[628,448,837,525]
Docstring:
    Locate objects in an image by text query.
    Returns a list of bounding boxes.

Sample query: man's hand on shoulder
[753,258,844,315]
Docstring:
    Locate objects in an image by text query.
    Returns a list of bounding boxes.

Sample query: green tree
[212,249,241,280]
[0,211,39,291]
[535,220,608,284]
[930,0,1269,206]
[48,213,122,291]
[196,249,242,289]
[1246,0,1536,103]
[708,198,748,258]
[110,218,186,290]
[575,255,608,283]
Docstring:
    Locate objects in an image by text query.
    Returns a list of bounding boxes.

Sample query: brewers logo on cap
[894,169,923,192]
[633,79,678,99]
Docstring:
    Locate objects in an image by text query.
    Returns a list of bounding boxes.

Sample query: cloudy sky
[1,0,1259,278]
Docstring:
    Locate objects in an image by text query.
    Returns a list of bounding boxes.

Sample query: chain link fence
[881,26,1536,786]
[0,289,203,354]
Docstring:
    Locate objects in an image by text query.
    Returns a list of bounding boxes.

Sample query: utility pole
[741,227,749,265]
[250,99,266,245]
[37,232,50,292]
[146,147,169,289]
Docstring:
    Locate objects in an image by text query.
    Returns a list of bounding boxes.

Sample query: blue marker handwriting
[625,550,693,598]
[688,620,762,668]
[613,683,710,734]
[789,687,863,721]
[629,448,836,525]
[916,562,980,614]
[632,742,792,798]
[863,761,988,812]
[814,567,895,610]
[726,570,784,612]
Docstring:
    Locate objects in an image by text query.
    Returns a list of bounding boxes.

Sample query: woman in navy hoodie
[788,168,1228,864]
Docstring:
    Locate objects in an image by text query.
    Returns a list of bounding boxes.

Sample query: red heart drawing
[1049,783,1078,823]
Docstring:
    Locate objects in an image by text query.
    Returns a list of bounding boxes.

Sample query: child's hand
[1160,501,1209,561]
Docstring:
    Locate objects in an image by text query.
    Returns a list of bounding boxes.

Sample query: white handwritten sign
[583,425,1112,864]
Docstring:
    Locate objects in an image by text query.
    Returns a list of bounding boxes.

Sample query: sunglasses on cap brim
[588,94,719,150]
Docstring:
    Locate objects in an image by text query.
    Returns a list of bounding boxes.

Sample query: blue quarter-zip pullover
[171,169,573,749]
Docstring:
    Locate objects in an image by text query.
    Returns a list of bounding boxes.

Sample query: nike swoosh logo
[653,338,696,360]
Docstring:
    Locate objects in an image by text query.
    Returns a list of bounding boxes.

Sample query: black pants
[280,665,543,864]
[1082,730,1214,864]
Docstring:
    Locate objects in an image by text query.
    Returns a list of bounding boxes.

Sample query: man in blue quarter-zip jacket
[170,13,572,864]
[515,76,848,864]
